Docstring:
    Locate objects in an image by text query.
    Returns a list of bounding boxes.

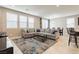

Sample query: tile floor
[43,35,79,54]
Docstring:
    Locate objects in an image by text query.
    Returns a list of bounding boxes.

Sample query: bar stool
[67,28,78,48]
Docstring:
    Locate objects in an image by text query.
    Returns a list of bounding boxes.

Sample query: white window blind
[42,19,48,29]
[66,18,75,28]
[6,12,17,28]
[19,15,27,28]
[50,20,55,29]
[28,17,34,28]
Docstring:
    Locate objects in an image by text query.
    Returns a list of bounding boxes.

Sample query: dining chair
[57,27,63,36]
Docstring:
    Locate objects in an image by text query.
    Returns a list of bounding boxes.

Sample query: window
[42,19,48,29]
[66,18,75,28]
[19,15,27,28]
[28,17,34,28]
[50,20,55,29]
[6,12,17,28]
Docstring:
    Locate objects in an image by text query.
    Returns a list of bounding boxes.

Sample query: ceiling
[1,5,79,19]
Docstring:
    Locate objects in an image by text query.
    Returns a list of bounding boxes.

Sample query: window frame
[66,18,75,28]
[50,20,55,29]
[28,16,34,28]
[19,15,28,28]
[42,19,49,29]
[6,12,18,28]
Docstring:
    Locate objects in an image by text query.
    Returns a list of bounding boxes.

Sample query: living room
[0,5,79,54]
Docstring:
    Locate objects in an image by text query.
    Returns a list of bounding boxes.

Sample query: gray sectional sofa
[21,28,59,40]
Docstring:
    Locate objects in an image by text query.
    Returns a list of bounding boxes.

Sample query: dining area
[43,28,79,54]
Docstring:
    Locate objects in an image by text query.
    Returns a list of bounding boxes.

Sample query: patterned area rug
[13,37,56,54]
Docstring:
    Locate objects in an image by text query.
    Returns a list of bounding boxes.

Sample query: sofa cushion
[28,29,35,33]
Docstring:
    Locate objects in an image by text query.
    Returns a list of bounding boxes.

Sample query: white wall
[52,18,66,28]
